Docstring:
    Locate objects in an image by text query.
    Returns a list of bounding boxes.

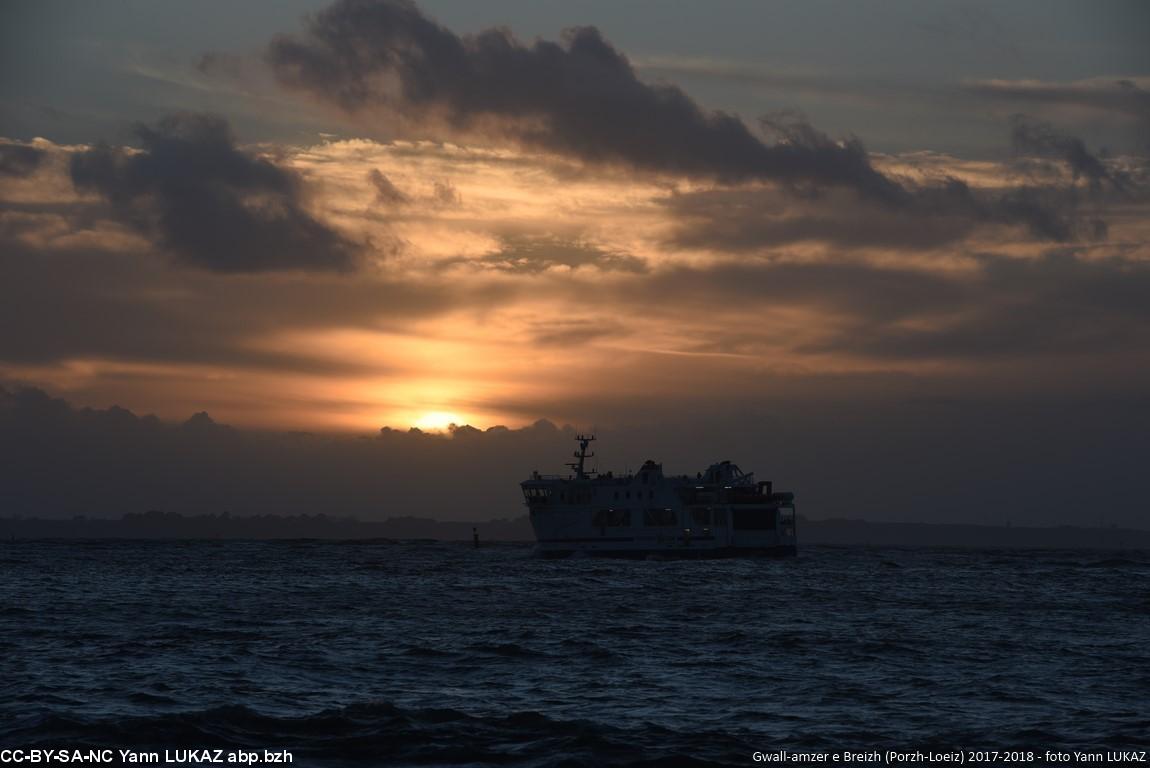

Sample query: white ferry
[521,435,797,558]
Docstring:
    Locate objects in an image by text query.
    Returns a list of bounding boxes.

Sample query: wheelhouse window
[523,487,552,503]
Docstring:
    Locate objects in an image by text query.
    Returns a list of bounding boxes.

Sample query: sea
[2,541,1148,766]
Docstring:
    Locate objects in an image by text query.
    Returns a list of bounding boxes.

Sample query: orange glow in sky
[411,411,467,432]
[2,123,1147,435]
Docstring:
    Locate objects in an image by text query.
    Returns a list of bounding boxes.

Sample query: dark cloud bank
[3,384,1147,529]
[70,113,357,272]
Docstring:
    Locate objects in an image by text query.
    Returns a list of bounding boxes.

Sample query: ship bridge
[700,460,754,487]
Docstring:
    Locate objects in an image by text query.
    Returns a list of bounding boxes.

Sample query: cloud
[432,178,460,206]
[663,186,978,252]
[1010,115,1122,192]
[194,51,247,80]
[266,0,1126,244]
[444,234,647,275]
[663,173,1106,252]
[618,251,1150,367]
[0,232,516,391]
[366,165,458,211]
[635,259,967,328]
[805,253,1150,361]
[267,0,905,203]
[965,77,1150,123]
[69,112,358,272]
[0,143,46,177]
[528,318,626,347]
[367,167,410,205]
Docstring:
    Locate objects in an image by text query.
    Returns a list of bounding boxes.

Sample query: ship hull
[535,544,797,560]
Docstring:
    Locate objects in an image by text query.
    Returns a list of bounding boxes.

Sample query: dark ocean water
[2,541,1149,766]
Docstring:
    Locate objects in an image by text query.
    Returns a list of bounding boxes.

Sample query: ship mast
[567,434,597,479]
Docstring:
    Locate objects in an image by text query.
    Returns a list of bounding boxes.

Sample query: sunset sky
[1,1,1148,524]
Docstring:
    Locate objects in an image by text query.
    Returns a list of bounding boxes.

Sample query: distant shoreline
[2,512,1148,549]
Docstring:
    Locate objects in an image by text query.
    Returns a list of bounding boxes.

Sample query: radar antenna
[566,434,597,479]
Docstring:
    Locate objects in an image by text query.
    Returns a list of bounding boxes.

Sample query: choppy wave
[3,541,1150,764]
[1083,557,1149,569]
[9,702,1149,766]
[8,703,758,767]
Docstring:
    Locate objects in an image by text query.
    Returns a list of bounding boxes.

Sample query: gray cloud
[1010,115,1123,192]
[443,235,647,274]
[367,168,410,205]
[805,252,1150,361]
[0,236,514,376]
[966,78,1150,123]
[70,112,358,273]
[266,0,1124,244]
[621,251,1150,365]
[664,186,976,252]
[663,175,1102,252]
[267,0,905,203]
[432,178,460,206]
[194,51,246,80]
[638,259,966,327]
[529,318,626,347]
[0,143,45,177]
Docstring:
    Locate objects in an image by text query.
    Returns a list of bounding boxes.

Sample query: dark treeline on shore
[2,511,1148,549]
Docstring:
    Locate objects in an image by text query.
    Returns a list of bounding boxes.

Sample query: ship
[521,435,797,558]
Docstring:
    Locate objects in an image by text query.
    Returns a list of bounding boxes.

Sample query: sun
[412,410,465,432]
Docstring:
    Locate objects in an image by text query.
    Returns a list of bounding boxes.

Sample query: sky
[1,0,1148,525]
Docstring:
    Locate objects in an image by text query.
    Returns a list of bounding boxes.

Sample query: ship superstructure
[521,435,796,558]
